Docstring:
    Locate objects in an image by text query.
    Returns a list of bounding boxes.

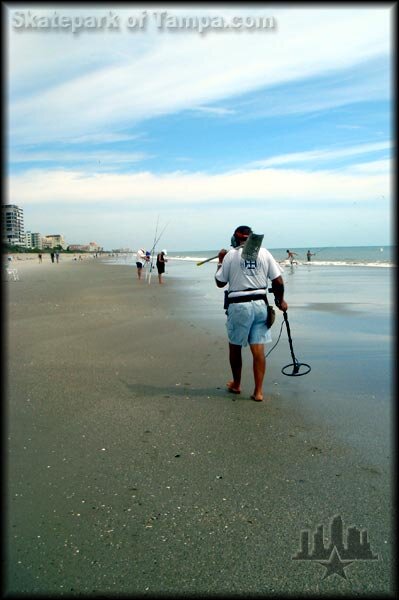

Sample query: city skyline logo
[292,515,378,580]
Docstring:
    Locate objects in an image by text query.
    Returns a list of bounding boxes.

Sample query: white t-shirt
[215,247,282,297]
[136,249,146,263]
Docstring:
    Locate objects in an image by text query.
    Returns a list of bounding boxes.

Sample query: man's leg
[249,343,266,401]
[227,343,242,393]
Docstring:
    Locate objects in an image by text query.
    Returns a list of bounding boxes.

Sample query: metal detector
[281,311,311,377]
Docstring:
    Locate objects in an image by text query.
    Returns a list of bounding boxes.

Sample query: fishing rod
[151,223,168,254]
[146,216,159,282]
[197,254,219,266]
[148,221,169,285]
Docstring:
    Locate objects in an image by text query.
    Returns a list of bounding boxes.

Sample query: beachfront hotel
[42,234,67,250]
[2,204,25,247]
[67,242,103,252]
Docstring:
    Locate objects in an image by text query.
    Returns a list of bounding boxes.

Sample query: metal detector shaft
[283,311,299,373]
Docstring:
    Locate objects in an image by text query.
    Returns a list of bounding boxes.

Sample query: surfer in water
[215,225,288,402]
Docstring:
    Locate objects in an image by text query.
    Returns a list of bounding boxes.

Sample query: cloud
[227,53,390,121]
[345,159,391,174]
[8,162,390,207]
[9,149,151,166]
[249,141,392,168]
[191,106,236,116]
[66,132,144,144]
[8,7,391,144]
[336,125,364,130]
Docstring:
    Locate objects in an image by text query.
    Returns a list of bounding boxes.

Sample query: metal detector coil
[281,312,311,377]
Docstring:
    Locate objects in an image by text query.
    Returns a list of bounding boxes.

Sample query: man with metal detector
[215,225,288,402]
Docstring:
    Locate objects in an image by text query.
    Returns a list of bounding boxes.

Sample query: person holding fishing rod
[135,248,147,280]
[147,218,168,285]
[156,249,168,284]
[306,250,315,262]
[215,225,288,402]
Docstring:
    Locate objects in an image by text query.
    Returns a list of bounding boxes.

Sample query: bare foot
[251,394,263,402]
[226,381,241,394]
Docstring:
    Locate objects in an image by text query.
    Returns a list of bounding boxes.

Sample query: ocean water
[167,245,395,268]
[107,245,394,268]
[103,246,394,320]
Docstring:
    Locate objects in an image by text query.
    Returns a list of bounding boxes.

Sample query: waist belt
[228,294,266,304]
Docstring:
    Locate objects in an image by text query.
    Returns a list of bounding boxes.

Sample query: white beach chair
[6,267,19,281]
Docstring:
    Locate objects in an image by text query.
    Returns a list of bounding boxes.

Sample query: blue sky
[6,4,393,250]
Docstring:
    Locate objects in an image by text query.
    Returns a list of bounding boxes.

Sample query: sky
[5,3,394,251]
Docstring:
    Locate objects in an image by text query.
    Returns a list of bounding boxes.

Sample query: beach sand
[5,259,393,595]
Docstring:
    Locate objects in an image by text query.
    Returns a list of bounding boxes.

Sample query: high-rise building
[25,231,43,249]
[2,204,25,246]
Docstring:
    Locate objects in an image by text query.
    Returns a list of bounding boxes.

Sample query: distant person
[78,255,83,261]
[286,249,298,265]
[55,252,60,263]
[145,251,151,269]
[156,250,168,284]
[306,250,315,262]
[136,248,147,280]
[50,252,55,263]
[38,253,42,263]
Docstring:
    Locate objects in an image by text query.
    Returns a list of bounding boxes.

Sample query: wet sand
[5,259,393,595]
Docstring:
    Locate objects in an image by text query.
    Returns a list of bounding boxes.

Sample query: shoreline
[2,249,395,269]
[5,260,393,594]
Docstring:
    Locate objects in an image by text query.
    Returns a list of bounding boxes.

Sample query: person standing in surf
[156,250,168,284]
[286,249,298,265]
[215,226,288,402]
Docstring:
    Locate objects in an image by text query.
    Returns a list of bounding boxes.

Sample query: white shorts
[226,300,272,347]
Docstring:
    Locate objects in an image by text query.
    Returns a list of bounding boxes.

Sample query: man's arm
[271,275,288,312]
[215,249,228,288]
[216,275,227,288]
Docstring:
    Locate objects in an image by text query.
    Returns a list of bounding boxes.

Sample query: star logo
[293,514,378,581]
[317,546,353,579]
